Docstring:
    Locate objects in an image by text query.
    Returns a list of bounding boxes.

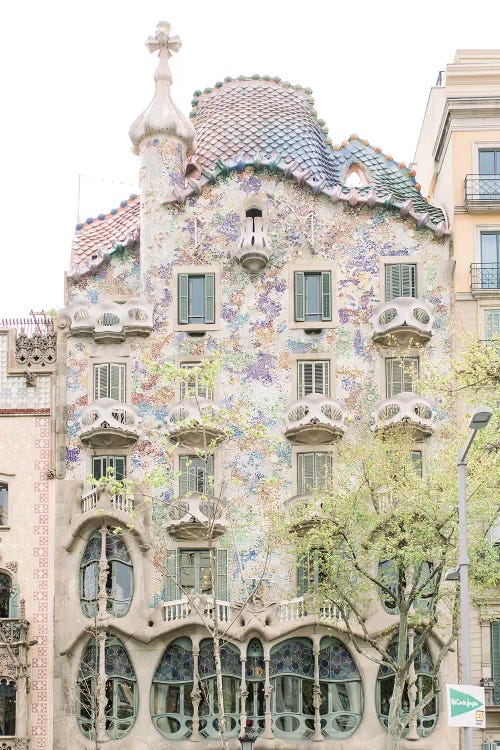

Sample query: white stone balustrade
[60,296,153,341]
[234,216,271,272]
[370,296,434,345]
[80,398,140,447]
[285,394,345,444]
[165,397,227,448]
[162,596,231,623]
[165,493,228,540]
[81,486,134,515]
[278,596,341,622]
[373,391,435,438]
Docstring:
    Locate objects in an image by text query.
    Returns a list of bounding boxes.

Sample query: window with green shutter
[491,621,500,704]
[164,549,228,602]
[297,549,325,595]
[297,360,330,397]
[179,362,213,400]
[410,450,423,478]
[93,363,126,402]
[92,456,126,481]
[385,357,419,397]
[178,274,215,325]
[297,452,332,494]
[385,263,417,300]
[179,455,214,495]
[294,272,332,322]
[485,310,500,340]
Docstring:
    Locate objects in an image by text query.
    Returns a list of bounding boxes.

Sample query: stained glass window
[198,639,241,738]
[151,638,194,739]
[377,638,437,737]
[80,530,133,618]
[246,638,265,734]
[270,639,315,738]
[318,637,363,738]
[77,637,136,740]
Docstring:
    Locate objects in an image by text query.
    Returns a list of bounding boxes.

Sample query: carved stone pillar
[263,656,273,738]
[312,641,323,741]
[190,640,201,741]
[239,657,248,735]
[97,525,108,620]
[406,628,419,741]
[96,628,107,743]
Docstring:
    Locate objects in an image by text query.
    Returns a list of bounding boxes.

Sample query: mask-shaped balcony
[80,398,140,448]
[234,216,271,272]
[373,392,434,439]
[284,493,325,534]
[165,398,227,449]
[60,296,153,342]
[285,394,345,444]
[165,493,228,540]
[371,297,434,346]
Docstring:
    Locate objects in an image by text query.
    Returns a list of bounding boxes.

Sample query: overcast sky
[1,0,498,318]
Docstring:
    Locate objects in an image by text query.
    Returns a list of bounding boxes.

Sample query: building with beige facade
[0,316,56,749]
[415,50,500,749]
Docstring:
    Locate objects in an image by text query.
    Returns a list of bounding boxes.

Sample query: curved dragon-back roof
[70,76,448,279]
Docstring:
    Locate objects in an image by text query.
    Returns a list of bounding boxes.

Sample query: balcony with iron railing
[80,398,140,448]
[60,297,153,341]
[371,297,434,346]
[471,264,500,294]
[373,392,435,439]
[234,216,271,272]
[164,398,227,449]
[164,493,229,540]
[465,175,500,212]
[285,394,346,444]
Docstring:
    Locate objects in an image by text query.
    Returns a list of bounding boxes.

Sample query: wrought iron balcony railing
[371,297,434,346]
[465,174,500,209]
[471,263,500,292]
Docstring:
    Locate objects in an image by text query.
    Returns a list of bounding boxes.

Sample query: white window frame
[472,141,500,174]
[297,359,331,398]
[178,360,214,401]
[178,455,214,496]
[291,444,334,497]
[378,255,422,304]
[92,362,127,402]
[384,356,420,398]
[173,266,220,332]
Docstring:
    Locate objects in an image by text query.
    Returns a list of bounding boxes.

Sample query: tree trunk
[386,612,409,750]
[210,546,229,750]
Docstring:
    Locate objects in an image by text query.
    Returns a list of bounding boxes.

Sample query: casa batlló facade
[52,22,458,750]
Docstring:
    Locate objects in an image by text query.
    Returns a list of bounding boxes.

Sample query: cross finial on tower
[146,21,182,60]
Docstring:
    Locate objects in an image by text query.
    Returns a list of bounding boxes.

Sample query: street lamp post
[447,407,493,750]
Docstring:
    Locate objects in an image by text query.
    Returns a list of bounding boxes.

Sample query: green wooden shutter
[109,363,126,402]
[401,264,417,298]
[92,456,105,480]
[178,274,189,324]
[111,456,126,481]
[216,549,228,601]
[297,555,308,595]
[9,585,18,618]
[486,310,500,340]
[321,272,332,321]
[94,363,109,400]
[491,621,500,701]
[295,272,305,322]
[385,265,401,301]
[298,453,315,494]
[315,361,329,395]
[164,550,179,601]
[204,274,215,324]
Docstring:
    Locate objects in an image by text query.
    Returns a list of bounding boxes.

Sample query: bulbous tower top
[129,21,195,154]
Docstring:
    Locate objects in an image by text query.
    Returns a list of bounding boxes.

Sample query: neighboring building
[0,315,56,749]
[53,22,456,750]
[415,50,500,749]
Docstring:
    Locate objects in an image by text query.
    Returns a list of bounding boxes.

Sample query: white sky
[1,0,498,318]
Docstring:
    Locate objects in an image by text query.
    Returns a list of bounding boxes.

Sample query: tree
[286,418,500,750]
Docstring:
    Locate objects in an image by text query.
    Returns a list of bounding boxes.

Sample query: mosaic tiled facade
[53,22,459,750]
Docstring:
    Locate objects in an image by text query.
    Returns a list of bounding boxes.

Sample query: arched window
[318,637,363,738]
[198,639,241,738]
[0,484,8,526]
[344,165,368,187]
[270,638,314,738]
[151,638,194,739]
[0,573,17,619]
[0,679,16,736]
[80,530,133,618]
[377,639,438,737]
[77,637,137,740]
[245,638,265,733]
